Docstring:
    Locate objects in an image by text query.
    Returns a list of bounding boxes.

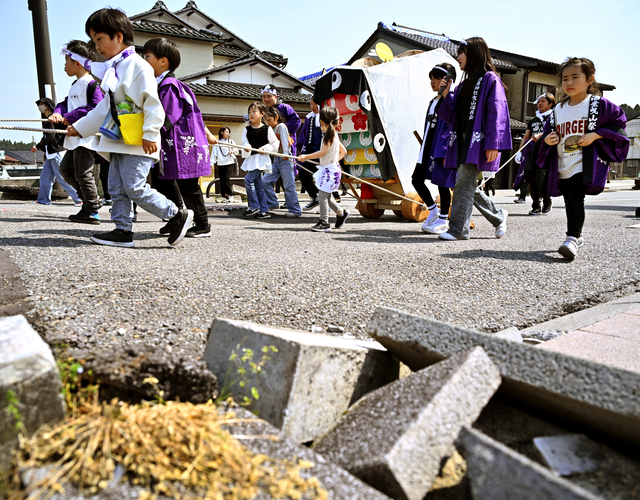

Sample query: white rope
[211,144,428,208]
[479,138,534,188]
[0,118,50,122]
[0,125,101,137]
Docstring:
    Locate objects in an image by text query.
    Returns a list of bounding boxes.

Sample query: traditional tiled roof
[510,118,528,130]
[131,20,228,43]
[212,45,287,65]
[372,23,520,72]
[4,150,43,164]
[187,82,311,103]
[181,50,313,92]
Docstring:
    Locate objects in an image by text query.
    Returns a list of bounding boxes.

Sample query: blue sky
[1,0,638,143]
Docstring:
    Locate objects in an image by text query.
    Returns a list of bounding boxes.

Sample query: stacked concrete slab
[457,427,604,500]
[0,315,65,472]
[204,318,399,443]
[366,307,640,449]
[314,347,501,500]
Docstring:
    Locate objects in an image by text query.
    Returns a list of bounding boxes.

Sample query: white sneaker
[558,236,581,260]
[438,231,458,241]
[495,209,508,238]
[423,218,448,234]
[424,206,440,227]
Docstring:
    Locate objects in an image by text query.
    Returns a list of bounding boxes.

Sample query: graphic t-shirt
[554,97,590,179]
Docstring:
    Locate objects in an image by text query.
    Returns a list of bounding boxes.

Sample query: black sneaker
[243,208,260,217]
[69,210,100,225]
[255,212,271,219]
[303,199,319,212]
[167,208,194,246]
[335,209,350,229]
[311,220,331,232]
[90,229,134,248]
[186,225,212,238]
[542,200,553,214]
[159,222,171,235]
[528,207,542,215]
[280,202,287,210]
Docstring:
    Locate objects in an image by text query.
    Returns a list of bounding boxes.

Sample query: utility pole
[28,0,56,103]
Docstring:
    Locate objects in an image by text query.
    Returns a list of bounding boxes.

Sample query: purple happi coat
[437,71,512,172]
[537,96,629,197]
[420,98,456,188]
[54,80,104,124]
[158,75,210,180]
[277,102,301,157]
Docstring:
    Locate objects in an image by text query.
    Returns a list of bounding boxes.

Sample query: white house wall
[627,118,640,161]
[134,33,214,78]
[210,64,298,88]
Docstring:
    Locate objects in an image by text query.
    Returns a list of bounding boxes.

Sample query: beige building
[129,1,313,143]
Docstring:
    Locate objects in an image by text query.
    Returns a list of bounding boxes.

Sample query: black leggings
[558,173,588,238]
[411,162,452,214]
[216,163,234,198]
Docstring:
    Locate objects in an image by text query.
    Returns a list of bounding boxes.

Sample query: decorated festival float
[313,48,459,221]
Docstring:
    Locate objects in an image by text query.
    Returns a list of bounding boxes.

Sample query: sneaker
[159,222,171,235]
[495,210,508,238]
[558,236,581,260]
[90,229,134,248]
[69,210,100,225]
[514,198,526,204]
[335,210,350,229]
[424,219,448,234]
[243,208,260,217]
[303,199,319,212]
[334,197,342,204]
[529,207,542,215]
[255,212,271,219]
[186,225,212,238]
[423,206,440,228]
[311,220,331,232]
[74,201,83,207]
[542,200,553,214]
[167,208,193,246]
[438,231,459,241]
[280,202,288,210]
[102,199,113,206]
[284,212,301,218]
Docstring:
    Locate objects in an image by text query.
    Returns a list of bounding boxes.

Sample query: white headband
[431,65,448,75]
[460,40,468,46]
[261,86,277,96]
[535,94,550,104]
[61,45,91,71]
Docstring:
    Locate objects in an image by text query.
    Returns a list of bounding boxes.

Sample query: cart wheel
[401,192,428,222]
[357,201,384,219]
[393,210,404,217]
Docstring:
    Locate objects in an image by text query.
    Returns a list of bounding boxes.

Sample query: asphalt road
[1,181,639,362]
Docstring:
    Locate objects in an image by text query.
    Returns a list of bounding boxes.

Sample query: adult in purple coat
[537,57,629,260]
[437,37,512,241]
[144,38,213,237]
[262,84,302,157]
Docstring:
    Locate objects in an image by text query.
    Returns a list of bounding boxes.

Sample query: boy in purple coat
[49,40,104,223]
[437,37,512,241]
[144,38,215,237]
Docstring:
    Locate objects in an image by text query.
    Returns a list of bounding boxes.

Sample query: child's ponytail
[320,107,340,146]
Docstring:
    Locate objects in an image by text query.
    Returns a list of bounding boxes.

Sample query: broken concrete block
[0,315,65,472]
[219,404,391,499]
[533,434,602,476]
[204,317,399,443]
[313,347,500,500]
[494,327,523,343]
[367,307,640,449]
[457,427,603,500]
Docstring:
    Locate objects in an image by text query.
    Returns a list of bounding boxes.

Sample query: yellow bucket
[119,113,144,145]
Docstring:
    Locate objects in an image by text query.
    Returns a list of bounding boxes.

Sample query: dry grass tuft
[10,398,327,500]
